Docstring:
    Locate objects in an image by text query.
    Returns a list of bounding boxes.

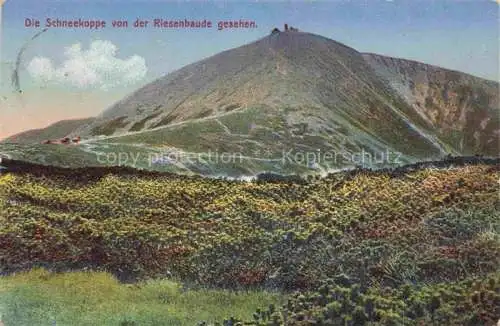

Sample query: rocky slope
[363,53,499,156]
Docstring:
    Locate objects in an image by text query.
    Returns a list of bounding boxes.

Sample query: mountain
[363,53,499,156]
[1,118,95,144]
[2,30,498,176]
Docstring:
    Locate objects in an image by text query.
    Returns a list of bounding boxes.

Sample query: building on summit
[271,24,299,35]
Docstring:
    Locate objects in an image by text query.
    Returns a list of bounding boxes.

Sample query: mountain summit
[3,30,499,175]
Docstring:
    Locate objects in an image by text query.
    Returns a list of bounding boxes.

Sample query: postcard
[0,1,498,325]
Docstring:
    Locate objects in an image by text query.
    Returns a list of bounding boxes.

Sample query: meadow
[0,268,282,325]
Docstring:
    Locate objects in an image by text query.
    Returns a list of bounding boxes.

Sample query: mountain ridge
[1,30,498,176]
[1,118,95,144]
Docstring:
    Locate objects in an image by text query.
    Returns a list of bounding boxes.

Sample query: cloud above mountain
[27,40,147,90]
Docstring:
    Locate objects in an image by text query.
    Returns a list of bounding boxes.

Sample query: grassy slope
[1,118,95,144]
[0,106,417,176]
[0,269,282,326]
[0,159,498,325]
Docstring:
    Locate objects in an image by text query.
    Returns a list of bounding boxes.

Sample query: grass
[216,105,285,135]
[0,143,106,167]
[0,159,498,325]
[1,118,95,144]
[0,268,283,326]
[110,119,225,150]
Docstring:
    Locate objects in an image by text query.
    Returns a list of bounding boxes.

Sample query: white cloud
[27,40,147,90]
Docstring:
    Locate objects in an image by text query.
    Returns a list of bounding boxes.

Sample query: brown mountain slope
[1,118,95,144]
[73,31,452,160]
[363,53,499,156]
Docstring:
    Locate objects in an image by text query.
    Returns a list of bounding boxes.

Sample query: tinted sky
[0,0,498,139]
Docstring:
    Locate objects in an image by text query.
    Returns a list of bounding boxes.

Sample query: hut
[60,137,71,144]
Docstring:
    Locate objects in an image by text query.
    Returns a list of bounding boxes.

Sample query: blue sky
[3,0,498,80]
[0,0,498,138]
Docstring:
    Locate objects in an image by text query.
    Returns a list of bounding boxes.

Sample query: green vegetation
[0,161,498,325]
[0,143,107,167]
[223,104,241,112]
[151,113,179,129]
[219,273,499,325]
[216,106,268,135]
[0,268,282,326]
[129,111,163,132]
[1,118,95,144]
[109,119,225,151]
[190,108,214,120]
[91,117,130,136]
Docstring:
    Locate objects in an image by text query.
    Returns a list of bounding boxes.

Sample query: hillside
[0,158,498,325]
[74,30,498,157]
[1,30,498,176]
[73,31,447,160]
[363,53,499,157]
[0,117,95,144]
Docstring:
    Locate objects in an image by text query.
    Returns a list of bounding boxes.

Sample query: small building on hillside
[60,137,71,144]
